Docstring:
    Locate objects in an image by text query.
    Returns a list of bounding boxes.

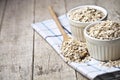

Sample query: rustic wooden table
[0,0,120,80]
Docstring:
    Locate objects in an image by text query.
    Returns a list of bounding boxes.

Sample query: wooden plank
[65,0,96,12]
[96,0,120,21]
[76,72,88,80]
[0,0,6,32]
[33,0,76,80]
[0,0,34,80]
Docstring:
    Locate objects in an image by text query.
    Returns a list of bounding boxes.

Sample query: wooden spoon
[48,6,88,62]
[48,6,69,41]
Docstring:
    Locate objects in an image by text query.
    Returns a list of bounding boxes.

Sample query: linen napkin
[32,14,120,80]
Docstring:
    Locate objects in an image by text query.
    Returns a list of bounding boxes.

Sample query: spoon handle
[48,6,68,41]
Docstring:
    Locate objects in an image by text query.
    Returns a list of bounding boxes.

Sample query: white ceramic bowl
[67,5,108,42]
[84,21,120,61]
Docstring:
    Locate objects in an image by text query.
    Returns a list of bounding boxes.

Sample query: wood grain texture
[65,0,96,12]
[34,0,50,22]
[76,72,88,80]
[0,0,6,33]
[0,0,34,80]
[95,0,120,21]
[34,0,76,80]
[0,0,120,80]
[0,0,6,21]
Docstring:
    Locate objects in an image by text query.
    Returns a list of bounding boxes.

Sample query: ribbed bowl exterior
[84,21,120,61]
[70,24,86,41]
[86,40,120,61]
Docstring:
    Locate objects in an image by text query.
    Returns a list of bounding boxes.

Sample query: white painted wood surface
[0,0,34,80]
[0,0,120,80]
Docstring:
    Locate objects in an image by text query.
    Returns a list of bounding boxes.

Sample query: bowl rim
[67,5,108,24]
[84,21,120,42]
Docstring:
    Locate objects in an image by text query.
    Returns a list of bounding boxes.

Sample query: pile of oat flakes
[61,38,88,62]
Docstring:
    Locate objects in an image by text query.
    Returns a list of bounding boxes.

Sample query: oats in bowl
[69,7,104,22]
[87,20,120,40]
[67,5,107,42]
[84,21,120,61]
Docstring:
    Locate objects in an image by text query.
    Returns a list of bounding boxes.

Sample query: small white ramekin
[84,21,120,61]
[67,5,108,42]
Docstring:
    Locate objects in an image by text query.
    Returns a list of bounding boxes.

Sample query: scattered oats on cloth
[100,60,120,68]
